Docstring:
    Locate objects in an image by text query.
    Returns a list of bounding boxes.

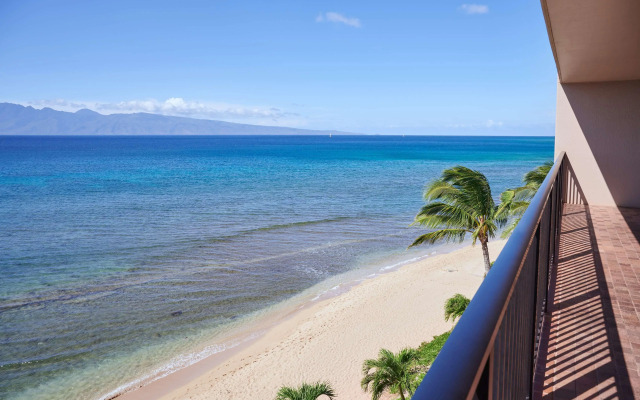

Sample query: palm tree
[501,161,553,238]
[275,381,336,400]
[444,293,470,323]
[524,160,553,188]
[361,348,419,400]
[409,166,510,275]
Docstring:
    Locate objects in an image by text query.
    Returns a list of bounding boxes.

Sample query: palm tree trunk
[398,385,406,400]
[481,239,491,276]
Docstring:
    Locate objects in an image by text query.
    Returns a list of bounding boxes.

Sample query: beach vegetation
[275,381,336,400]
[416,331,451,367]
[409,166,511,275]
[404,331,453,393]
[367,294,466,398]
[524,160,554,188]
[361,348,420,400]
[444,293,470,323]
[501,161,554,238]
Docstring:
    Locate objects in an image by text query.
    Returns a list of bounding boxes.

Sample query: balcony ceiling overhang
[541,0,640,83]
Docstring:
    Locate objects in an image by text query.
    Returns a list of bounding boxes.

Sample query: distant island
[0,103,351,135]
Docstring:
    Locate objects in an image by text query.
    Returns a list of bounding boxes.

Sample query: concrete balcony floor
[534,204,640,399]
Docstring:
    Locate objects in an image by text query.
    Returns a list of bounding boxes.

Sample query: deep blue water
[0,135,553,399]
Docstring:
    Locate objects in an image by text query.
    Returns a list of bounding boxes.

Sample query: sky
[0,1,558,135]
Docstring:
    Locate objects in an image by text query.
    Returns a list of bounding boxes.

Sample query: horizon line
[0,133,556,137]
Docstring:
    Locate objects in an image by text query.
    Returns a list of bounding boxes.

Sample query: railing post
[529,225,541,399]
[545,183,554,314]
[556,160,563,264]
[475,350,493,400]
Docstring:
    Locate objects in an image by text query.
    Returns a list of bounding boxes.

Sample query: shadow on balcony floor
[534,204,640,399]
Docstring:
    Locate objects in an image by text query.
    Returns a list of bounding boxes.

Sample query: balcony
[536,203,640,398]
[411,153,640,399]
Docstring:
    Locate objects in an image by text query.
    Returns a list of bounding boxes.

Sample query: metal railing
[412,152,566,400]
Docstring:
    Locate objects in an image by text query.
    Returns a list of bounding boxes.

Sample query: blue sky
[0,1,557,135]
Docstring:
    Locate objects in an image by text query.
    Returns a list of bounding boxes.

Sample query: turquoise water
[0,135,553,399]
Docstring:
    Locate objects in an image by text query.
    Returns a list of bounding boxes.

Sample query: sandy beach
[117,240,505,400]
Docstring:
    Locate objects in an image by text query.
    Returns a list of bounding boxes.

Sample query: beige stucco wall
[555,80,640,208]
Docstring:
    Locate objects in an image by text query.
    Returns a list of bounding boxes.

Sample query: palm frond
[495,161,553,240]
[276,386,301,400]
[440,166,495,216]
[444,294,470,322]
[412,202,475,229]
[424,180,458,201]
[513,185,538,201]
[523,160,553,187]
[506,201,530,216]
[409,229,468,248]
[501,217,521,238]
[275,381,336,400]
[500,188,516,204]
[361,348,419,400]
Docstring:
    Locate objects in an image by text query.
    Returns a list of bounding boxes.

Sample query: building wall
[555,80,640,208]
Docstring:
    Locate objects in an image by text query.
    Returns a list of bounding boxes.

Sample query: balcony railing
[412,151,566,400]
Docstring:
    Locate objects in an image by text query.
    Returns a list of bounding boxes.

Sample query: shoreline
[114,240,505,400]
[102,244,442,399]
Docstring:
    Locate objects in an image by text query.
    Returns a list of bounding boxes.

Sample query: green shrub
[416,331,451,366]
[444,294,470,322]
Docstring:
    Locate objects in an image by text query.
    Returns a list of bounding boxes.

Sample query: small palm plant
[361,348,419,400]
[501,161,553,238]
[410,166,510,275]
[275,381,336,400]
[444,293,470,323]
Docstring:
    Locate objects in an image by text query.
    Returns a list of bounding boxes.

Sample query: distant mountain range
[0,103,349,135]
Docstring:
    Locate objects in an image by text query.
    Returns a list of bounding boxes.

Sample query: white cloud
[485,119,503,128]
[458,4,489,14]
[23,98,304,126]
[316,12,361,28]
[28,98,90,110]
[97,98,293,120]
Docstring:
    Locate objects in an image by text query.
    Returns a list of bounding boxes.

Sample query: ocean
[0,135,553,399]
